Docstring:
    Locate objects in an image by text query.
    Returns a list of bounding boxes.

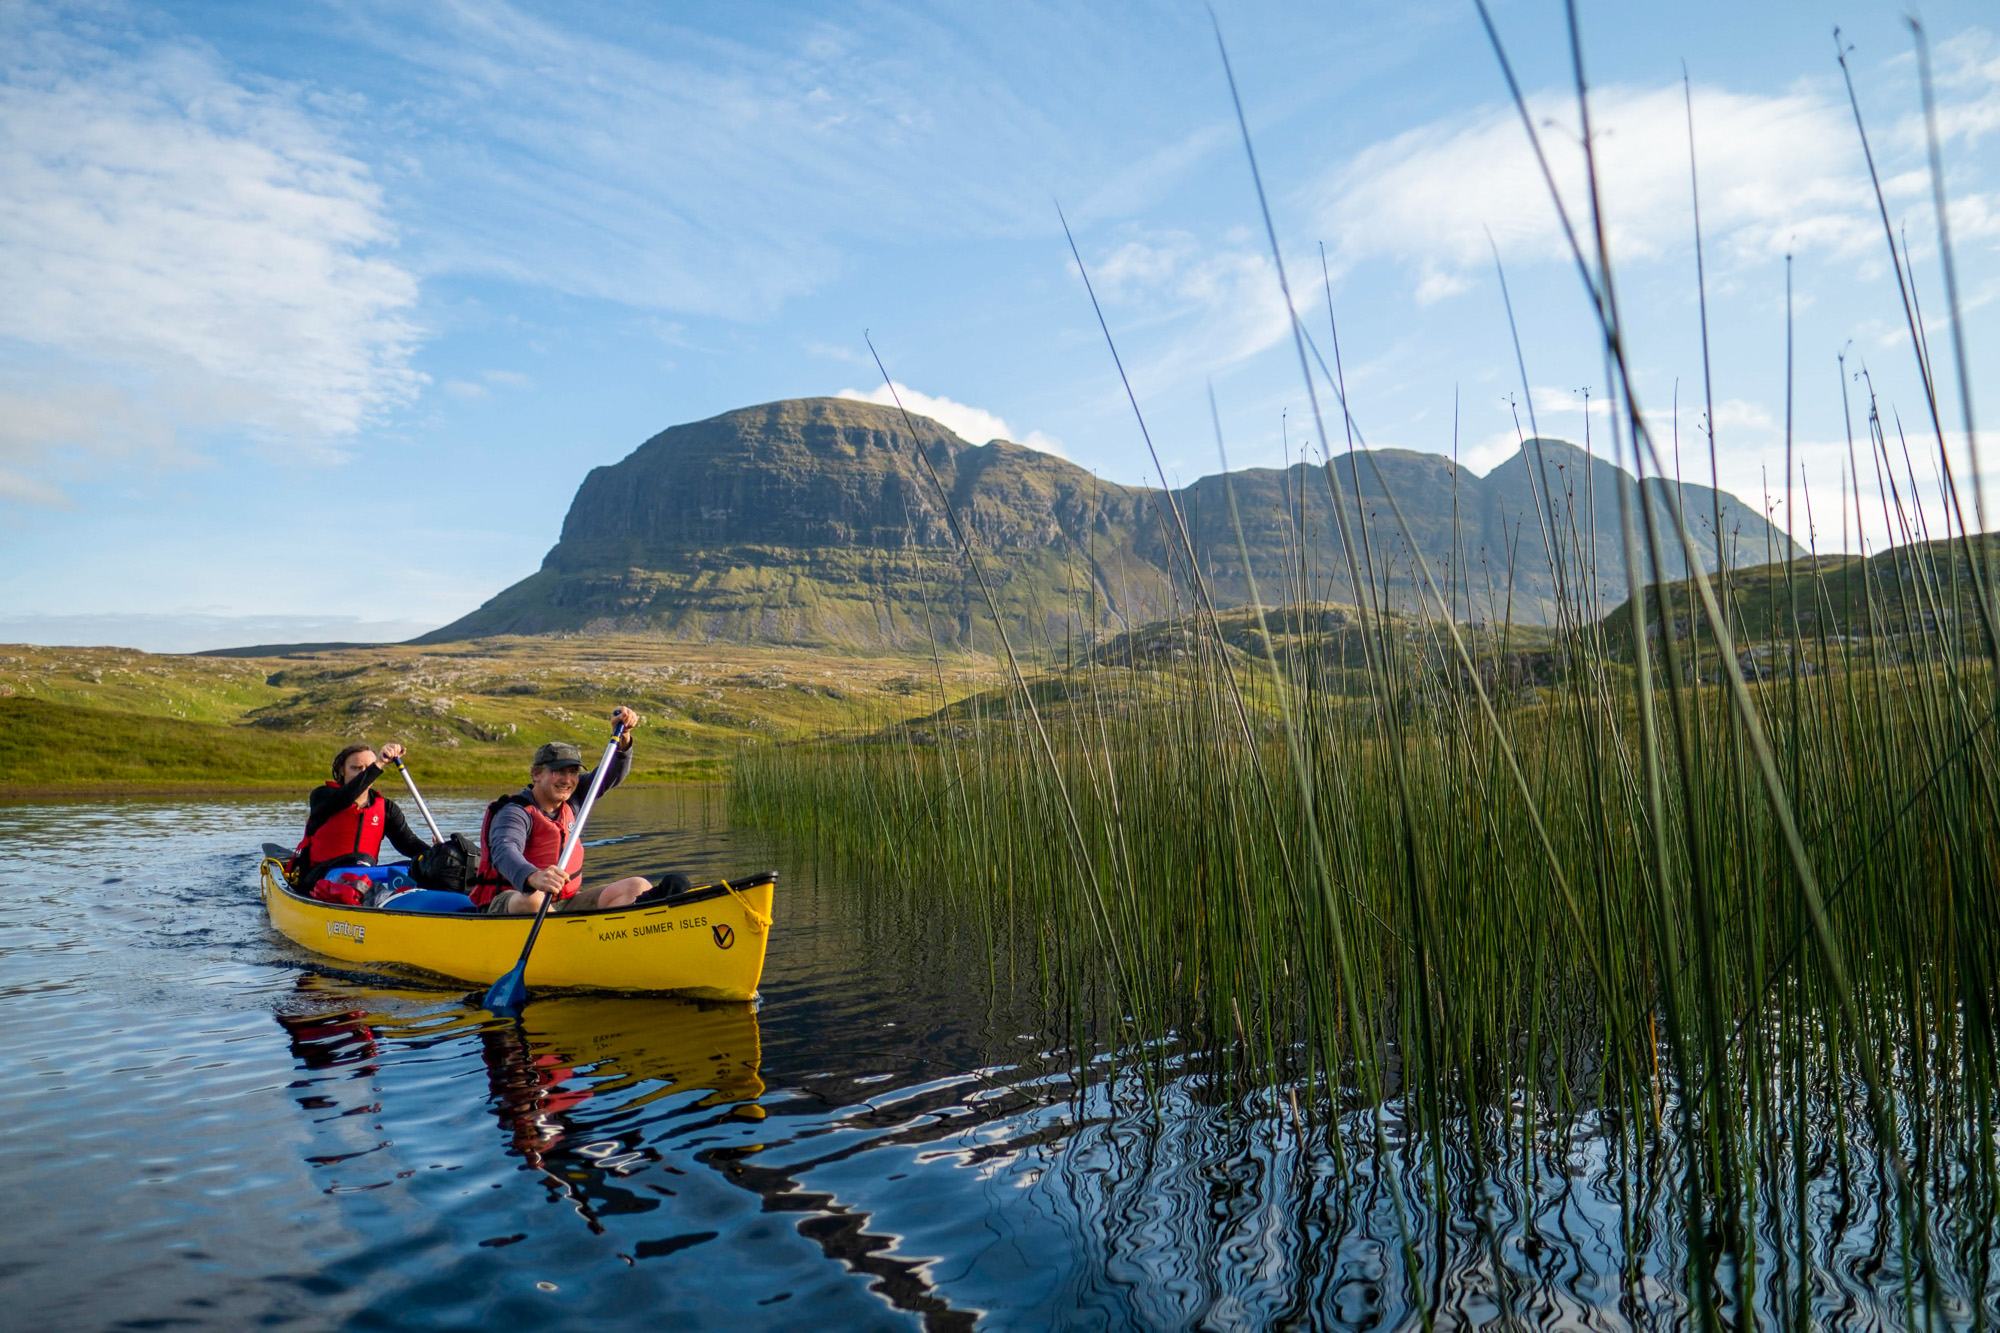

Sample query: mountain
[1172,435,1797,626]
[422,397,1795,649]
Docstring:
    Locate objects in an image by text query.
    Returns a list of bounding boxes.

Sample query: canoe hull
[260,863,775,1001]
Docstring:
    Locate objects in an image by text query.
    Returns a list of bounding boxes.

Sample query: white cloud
[0,4,422,503]
[1463,427,1525,474]
[1530,386,1613,418]
[1901,27,2000,149]
[1073,122,1233,222]
[0,375,207,505]
[331,0,1084,321]
[1753,429,2000,555]
[1414,267,1472,304]
[1916,98,2000,150]
[438,368,527,399]
[1081,229,1296,387]
[0,469,67,506]
[835,382,1065,456]
[1942,191,2000,244]
[805,340,872,368]
[1711,399,1781,436]
[1310,81,1910,299]
[1931,27,2000,88]
[1575,398,2000,556]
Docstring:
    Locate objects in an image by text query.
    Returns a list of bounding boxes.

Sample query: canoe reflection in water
[479,1024,595,1170]
[277,1004,381,1075]
[479,996,767,1175]
[275,976,764,1232]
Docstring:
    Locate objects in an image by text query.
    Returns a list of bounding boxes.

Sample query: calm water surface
[1,789,1975,1328]
[3,789,1166,1329]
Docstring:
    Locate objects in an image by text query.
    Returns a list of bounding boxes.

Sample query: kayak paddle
[390,756,446,842]
[481,720,625,1015]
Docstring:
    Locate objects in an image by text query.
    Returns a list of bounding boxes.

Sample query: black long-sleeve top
[303,763,431,870]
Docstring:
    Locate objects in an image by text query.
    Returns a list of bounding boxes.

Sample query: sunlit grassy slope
[8,540,1980,796]
[0,636,998,795]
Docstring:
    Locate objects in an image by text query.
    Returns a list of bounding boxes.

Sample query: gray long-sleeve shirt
[485,748,631,891]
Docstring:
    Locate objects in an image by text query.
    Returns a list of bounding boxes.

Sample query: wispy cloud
[836,382,1064,456]
[1459,427,1527,475]
[1305,71,1998,300]
[0,2,422,502]
[805,340,873,369]
[1072,121,1234,223]
[1079,228,1295,389]
[1530,386,1613,419]
[331,0,1087,322]
[1893,26,2000,149]
[0,378,187,506]
[440,368,530,400]
[0,465,67,507]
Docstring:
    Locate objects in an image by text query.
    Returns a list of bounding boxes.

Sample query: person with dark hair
[292,740,433,888]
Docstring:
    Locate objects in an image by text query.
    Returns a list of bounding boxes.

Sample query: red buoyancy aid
[472,793,585,908]
[297,783,387,872]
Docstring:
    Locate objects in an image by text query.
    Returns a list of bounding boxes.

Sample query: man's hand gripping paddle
[481,718,625,1015]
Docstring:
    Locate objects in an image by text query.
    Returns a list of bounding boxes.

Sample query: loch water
[2,789,1983,1329]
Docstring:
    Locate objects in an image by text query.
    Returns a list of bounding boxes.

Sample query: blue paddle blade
[482,964,528,1015]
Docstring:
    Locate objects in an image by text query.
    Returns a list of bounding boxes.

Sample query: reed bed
[736,529,1999,1320]
[736,9,1997,1323]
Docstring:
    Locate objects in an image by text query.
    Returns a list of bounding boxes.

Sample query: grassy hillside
[1602,532,2000,676]
[14,534,1985,797]
[835,600,1580,751]
[0,638,997,796]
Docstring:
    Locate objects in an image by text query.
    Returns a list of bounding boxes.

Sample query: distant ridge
[197,640,397,658]
[421,397,1796,649]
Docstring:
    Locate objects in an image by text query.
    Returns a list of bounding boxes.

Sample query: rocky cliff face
[421,397,1794,648]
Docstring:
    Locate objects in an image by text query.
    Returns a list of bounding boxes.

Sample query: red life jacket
[472,793,585,908]
[296,783,387,876]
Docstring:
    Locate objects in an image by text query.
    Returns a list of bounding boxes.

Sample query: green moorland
[0,636,999,797]
[1604,531,2000,664]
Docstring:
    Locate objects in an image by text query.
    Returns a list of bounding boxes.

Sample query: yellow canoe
[259,860,776,1001]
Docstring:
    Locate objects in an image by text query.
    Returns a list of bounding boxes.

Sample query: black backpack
[412,832,478,893]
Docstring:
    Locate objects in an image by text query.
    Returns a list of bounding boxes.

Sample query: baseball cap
[532,741,584,769]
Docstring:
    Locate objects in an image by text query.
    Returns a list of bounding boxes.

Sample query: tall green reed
[732,9,1997,1324]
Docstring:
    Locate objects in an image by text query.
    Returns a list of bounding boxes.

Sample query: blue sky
[3,0,1996,650]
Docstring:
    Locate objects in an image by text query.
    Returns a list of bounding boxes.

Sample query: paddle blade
[482,963,529,1016]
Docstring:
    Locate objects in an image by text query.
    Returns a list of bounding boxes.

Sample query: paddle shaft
[391,758,445,842]
[507,726,625,977]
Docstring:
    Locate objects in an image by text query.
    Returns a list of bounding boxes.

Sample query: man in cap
[471,705,653,914]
